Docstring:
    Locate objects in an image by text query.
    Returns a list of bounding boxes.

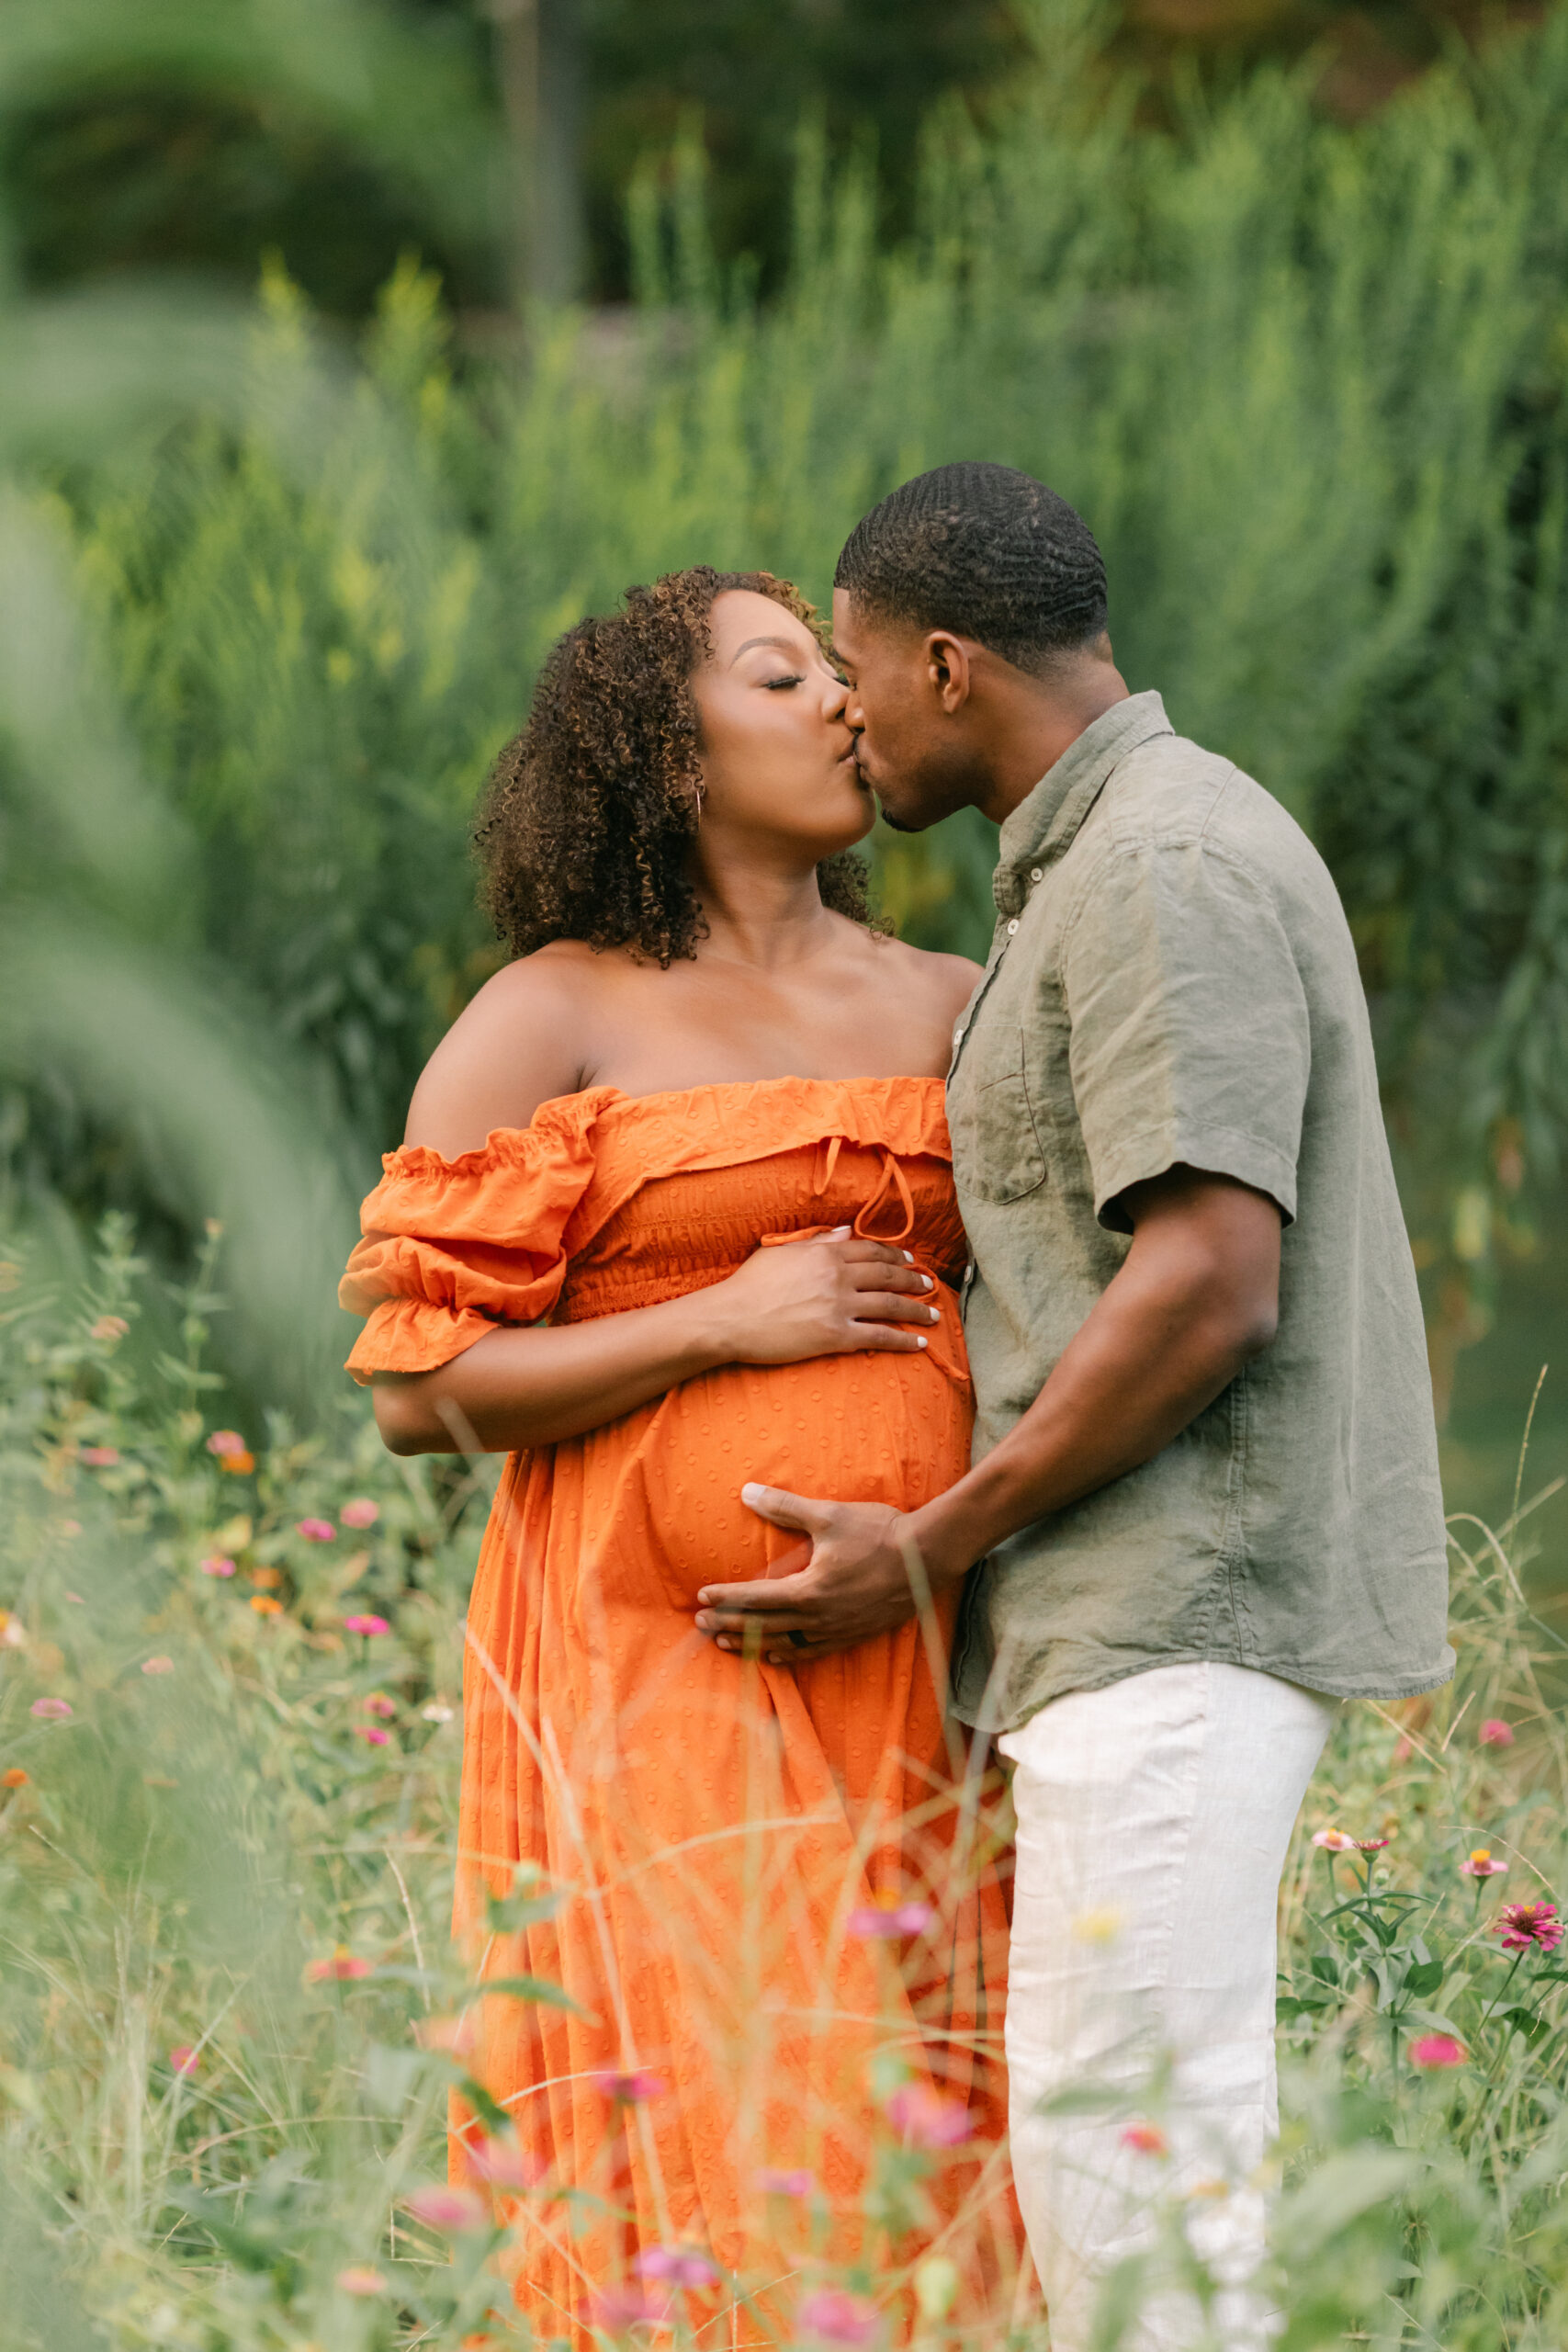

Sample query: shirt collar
[992,689,1173,916]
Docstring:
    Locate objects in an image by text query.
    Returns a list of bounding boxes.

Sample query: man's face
[831,588,987,833]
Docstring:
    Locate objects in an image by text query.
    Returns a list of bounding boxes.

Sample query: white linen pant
[999,1660,1336,2352]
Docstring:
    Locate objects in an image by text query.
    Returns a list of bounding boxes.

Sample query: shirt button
[1030,866,1043,883]
[1007,919,1019,935]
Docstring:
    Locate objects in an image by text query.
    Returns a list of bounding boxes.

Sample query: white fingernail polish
[920,1274,933,1290]
[903,1250,915,1264]
[917,1336,928,1349]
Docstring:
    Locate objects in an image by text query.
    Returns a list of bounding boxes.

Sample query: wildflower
[206,1430,247,1457]
[91,1316,129,1342]
[847,1893,934,1938]
[798,2287,881,2346]
[1312,1828,1356,1851]
[422,1700,454,1722]
[29,1698,72,1720]
[2,1769,28,1789]
[594,2069,667,2103]
[364,1692,398,1719]
[0,1611,23,1646]
[335,2267,387,2296]
[585,2285,670,2332]
[79,1446,119,1468]
[1071,1905,1124,1944]
[1461,1848,1508,1878]
[220,1452,255,1475]
[249,1566,282,1589]
[296,1518,336,1543]
[637,2245,719,2289]
[1352,1835,1391,1852]
[755,2166,814,2197]
[468,2136,543,2190]
[168,2044,198,2075]
[344,1613,389,1637]
[141,1656,175,1676]
[1410,2034,1465,2068]
[415,2013,477,2057]
[250,1594,283,1617]
[305,1948,373,1983]
[1495,1901,1564,1953]
[355,1725,390,1747]
[912,2255,961,2324]
[886,2083,974,2147]
[200,1555,237,1577]
[1121,2121,1168,2156]
[1479,1719,1515,1747]
[404,2183,489,2233]
[339,1498,380,1529]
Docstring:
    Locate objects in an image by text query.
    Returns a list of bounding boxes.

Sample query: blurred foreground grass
[2,1230,1565,2350]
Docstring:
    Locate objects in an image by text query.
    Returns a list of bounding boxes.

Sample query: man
[695,463,1452,2345]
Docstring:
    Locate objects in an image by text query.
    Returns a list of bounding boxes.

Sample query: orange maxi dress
[341,1077,1021,2343]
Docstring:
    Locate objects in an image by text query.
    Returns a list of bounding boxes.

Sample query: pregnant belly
[560,1351,974,1613]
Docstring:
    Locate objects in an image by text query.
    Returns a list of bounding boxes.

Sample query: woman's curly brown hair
[476,567,876,965]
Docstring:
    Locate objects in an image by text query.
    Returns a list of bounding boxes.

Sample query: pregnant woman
[339,568,1020,2340]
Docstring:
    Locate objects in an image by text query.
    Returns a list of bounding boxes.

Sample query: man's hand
[694,1487,954,1666]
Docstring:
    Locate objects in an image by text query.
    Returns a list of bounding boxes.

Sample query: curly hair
[476,567,876,966]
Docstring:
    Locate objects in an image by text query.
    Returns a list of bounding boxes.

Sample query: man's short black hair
[834,461,1108,674]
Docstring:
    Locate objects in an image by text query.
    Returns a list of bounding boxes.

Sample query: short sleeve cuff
[1092,1120,1298,1234]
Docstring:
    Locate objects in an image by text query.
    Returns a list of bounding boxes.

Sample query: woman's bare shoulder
[869,933,984,1023]
[401,943,612,1157]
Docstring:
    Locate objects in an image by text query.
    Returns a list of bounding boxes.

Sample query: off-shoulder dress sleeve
[338,1096,604,1383]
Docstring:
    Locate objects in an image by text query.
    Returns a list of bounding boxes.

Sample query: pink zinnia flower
[79,1446,119,1468]
[1121,2121,1168,2155]
[1479,1719,1515,1747]
[206,1430,247,1457]
[847,1894,934,1938]
[168,2044,198,2075]
[141,1656,175,1676]
[305,1949,373,1983]
[584,2285,670,2332]
[1312,1828,1355,1851]
[637,2245,719,2289]
[1410,2034,1465,2068]
[296,1518,335,1543]
[885,2083,974,2148]
[339,1498,379,1529]
[200,1555,237,1577]
[344,1613,389,1637]
[355,1724,390,1747]
[1352,1835,1392,1852]
[29,1697,72,1720]
[1461,1848,1508,1878]
[594,2068,667,2103]
[404,2183,488,2233]
[755,2166,814,2197]
[335,2267,387,2296]
[1495,1901,1564,1953]
[468,2136,543,2190]
[363,1693,398,1718]
[798,2288,882,2346]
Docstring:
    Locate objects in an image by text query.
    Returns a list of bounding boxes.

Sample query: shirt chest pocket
[949,1021,1048,1204]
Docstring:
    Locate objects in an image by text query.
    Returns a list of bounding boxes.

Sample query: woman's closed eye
[761,672,807,691]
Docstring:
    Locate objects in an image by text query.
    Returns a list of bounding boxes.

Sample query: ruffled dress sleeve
[338,1094,605,1384]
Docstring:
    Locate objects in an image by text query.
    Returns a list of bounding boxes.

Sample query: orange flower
[1,1768,27,1790]
[250,1594,283,1617]
[220,1452,256,1475]
[249,1566,283,1589]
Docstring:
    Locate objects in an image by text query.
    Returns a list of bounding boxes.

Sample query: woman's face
[690,590,874,860]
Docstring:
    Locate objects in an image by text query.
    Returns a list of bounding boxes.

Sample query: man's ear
[924,630,972,714]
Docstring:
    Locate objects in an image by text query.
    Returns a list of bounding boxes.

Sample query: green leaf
[469,1975,585,2016]
[1404,1958,1445,1998]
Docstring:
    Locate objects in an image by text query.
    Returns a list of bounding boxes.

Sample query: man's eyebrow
[728,635,801,665]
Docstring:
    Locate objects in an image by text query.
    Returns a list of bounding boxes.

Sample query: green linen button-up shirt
[947,690,1453,1733]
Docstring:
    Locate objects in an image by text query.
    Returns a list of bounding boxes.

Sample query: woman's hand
[701,1228,941,1366]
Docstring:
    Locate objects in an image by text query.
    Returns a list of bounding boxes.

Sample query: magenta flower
[1311,1828,1355,1851]
[798,2288,881,2346]
[584,2285,670,2332]
[1121,2121,1168,2156]
[29,1697,72,1720]
[206,1430,247,1457]
[885,2083,974,2148]
[1461,1848,1508,1878]
[636,2245,719,2289]
[404,2183,488,2233]
[1352,1835,1392,1852]
[1410,2034,1465,2068]
[141,1656,175,1676]
[339,1498,380,1529]
[1479,1719,1515,1747]
[363,1693,398,1719]
[847,1894,934,1939]
[1495,1901,1563,1953]
[296,1518,336,1543]
[755,2166,815,2197]
[355,1725,390,1747]
[168,2043,198,2075]
[593,2068,667,2103]
[79,1445,119,1467]
[344,1612,389,1637]
[305,1949,373,1982]
[200,1555,237,1577]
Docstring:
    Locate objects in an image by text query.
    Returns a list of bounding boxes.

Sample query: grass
[1,1224,1564,2350]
